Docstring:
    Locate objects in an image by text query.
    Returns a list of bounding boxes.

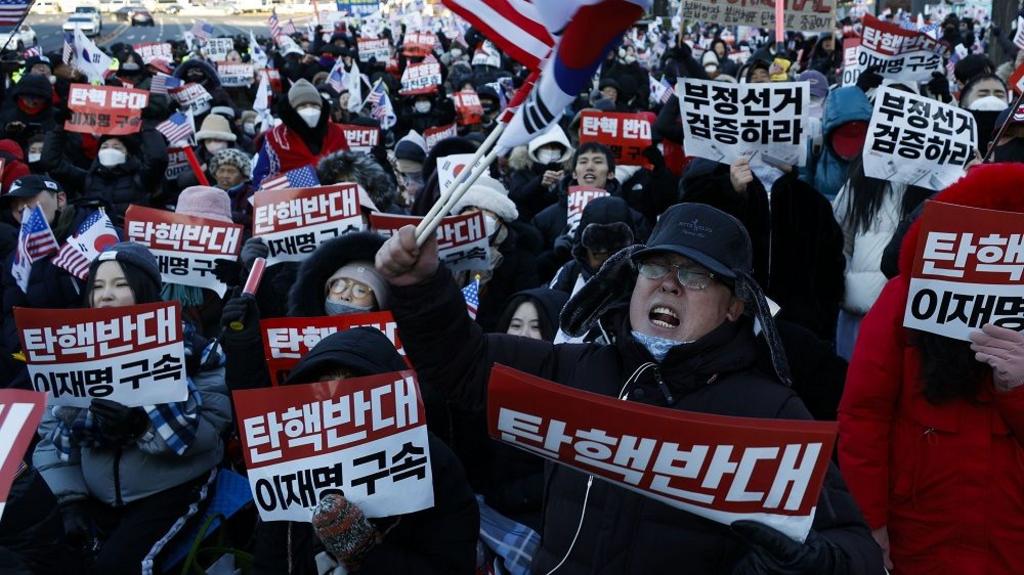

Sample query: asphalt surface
[24,13,274,54]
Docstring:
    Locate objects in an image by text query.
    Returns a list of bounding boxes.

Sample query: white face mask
[48,75,56,85]
[968,95,1009,112]
[243,123,255,136]
[205,141,229,153]
[624,55,636,64]
[27,152,41,163]
[484,214,499,238]
[298,107,321,127]
[97,148,126,167]
[537,149,562,165]
[414,100,432,114]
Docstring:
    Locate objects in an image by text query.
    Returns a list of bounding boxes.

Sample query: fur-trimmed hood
[317,151,397,211]
[527,125,573,164]
[507,145,532,172]
[898,163,1024,278]
[287,232,388,317]
[173,58,222,90]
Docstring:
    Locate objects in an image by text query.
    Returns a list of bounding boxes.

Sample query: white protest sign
[566,186,610,236]
[370,212,491,273]
[133,42,173,65]
[170,83,213,116]
[218,64,255,88]
[863,87,977,192]
[436,153,475,197]
[679,78,809,167]
[204,38,235,62]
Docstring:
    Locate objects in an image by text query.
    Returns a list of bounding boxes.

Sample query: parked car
[0,24,36,51]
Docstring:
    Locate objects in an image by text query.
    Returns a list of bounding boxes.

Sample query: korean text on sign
[578,111,653,168]
[677,0,836,33]
[487,364,838,542]
[358,37,391,62]
[133,42,172,64]
[233,370,434,522]
[66,84,150,136]
[252,183,365,266]
[566,187,610,236]
[260,312,405,385]
[340,124,381,154]
[370,211,491,273]
[903,201,1024,341]
[857,15,947,82]
[864,88,977,191]
[14,302,188,408]
[400,62,442,96]
[125,205,243,297]
[679,79,809,167]
[218,64,255,88]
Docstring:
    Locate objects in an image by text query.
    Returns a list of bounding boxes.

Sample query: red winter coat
[838,163,1024,575]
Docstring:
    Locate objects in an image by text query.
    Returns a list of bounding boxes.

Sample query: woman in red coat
[838,163,1024,575]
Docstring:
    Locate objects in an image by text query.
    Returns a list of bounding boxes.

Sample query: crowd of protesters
[0,2,1022,574]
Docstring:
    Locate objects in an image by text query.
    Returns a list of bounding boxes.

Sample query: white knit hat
[449,176,518,222]
[195,114,237,142]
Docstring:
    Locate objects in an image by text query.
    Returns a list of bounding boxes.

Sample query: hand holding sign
[731,520,846,574]
[375,225,439,288]
[970,324,1024,392]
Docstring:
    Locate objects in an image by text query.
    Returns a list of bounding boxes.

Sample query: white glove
[970,324,1024,392]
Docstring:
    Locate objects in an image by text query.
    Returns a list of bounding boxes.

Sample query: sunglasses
[637,261,716,291]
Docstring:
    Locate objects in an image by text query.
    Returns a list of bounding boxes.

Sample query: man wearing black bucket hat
[376,203,883,574]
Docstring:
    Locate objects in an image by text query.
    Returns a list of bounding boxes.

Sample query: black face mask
[970,110,1000,157]
[992,138,1024,163]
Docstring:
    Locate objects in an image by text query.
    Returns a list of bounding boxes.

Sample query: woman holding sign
[839,164,1024,575]
[32,242,232,575]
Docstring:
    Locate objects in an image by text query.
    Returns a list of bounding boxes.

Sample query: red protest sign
[66,84,150,136]
[259,68,283,93]
[578,110,653,168]
[402,31,437,57]
[170,82,214,116]
[0,390,46,521]
[125,205,244,297]
[487,364,838,541]
[903,201,1024,341]
[14,302,187,408]
[400,61,442,96]
[339,123,381,153]
[841,37,862,87]
[232,370,434,522]
[370,211,491,273]
[260,312,405,385]
[424,123,457,153]
[566,186,611,235]
[453,89,484,126]
[252,183,365,266]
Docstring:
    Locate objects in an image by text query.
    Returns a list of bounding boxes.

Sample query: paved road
[24,13,273,54]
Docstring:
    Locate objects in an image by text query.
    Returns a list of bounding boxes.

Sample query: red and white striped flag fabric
[441,0,553,71]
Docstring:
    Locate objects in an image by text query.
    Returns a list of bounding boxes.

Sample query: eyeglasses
[326,278,372,300]
[637,261,716,291]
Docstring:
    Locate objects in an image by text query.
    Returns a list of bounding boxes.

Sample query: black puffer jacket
[253,328,479,575]
[391,267,883,575]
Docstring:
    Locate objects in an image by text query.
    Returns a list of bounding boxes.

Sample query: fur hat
[449,177,518,221]
[196,114,237,142]
[176,185,233,222]
[317,151,397,210]
[208,148,252,178]
[289,78,322,109]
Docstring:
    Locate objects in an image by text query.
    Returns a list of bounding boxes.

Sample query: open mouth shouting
[649,305,680,329]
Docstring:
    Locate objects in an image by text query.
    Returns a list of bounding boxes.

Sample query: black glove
[553,234,574,260]
[730,520,846,575]
[926,72,952,103]
[991,26,1002,39]
[220,294,260,336]
[212,258,242,286]
[90,399,150,444]
[141,93,169,121]
[855,65,883,93]
[642,145,666,171]
[59,500,94,549]
[239,237,269,275]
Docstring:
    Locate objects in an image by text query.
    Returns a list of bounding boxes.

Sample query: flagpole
[0,0,37,55]
[415,69,539,246]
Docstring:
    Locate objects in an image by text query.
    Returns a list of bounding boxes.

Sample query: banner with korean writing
[424,123,457,153]
[903,202,1024,341]
[340,124,381,154]
[566,187,611,236]
[204,38,235,62]
[260,313,404,385]
[66,84,150,136]
[253,184,365,266]
[370,212,490,273]
[125,205,243,297]
[402,31,437,57]
[0,390,45,521]
[453,89,483,126]
[133,42,172,64]
[170,83,214,116]
[357,37,390,62]
[218,64,255,88]
[487,364,837,541]
[15,302,187,408]
[337,0,379,17]
[841,38,861,87]
[399,62,441,96]
[858,15,947,82]
[863,88,976,192]
[233,370,433,522]
[578,111,653,168]
[165,148,191,181]
[676,0,836,33]
[680,79,808,167]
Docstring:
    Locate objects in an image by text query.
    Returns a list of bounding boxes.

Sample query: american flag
[259,165,320,192]
[150,72,182,95]
[268,10,282,40]
[62,31,74,64]
[462,277,480,320]
[441,0,553,71]
[53,210,119,280]
[282,18,297,35]
[326,58,347,93]
[156,111,194,146]
[12,205,57,292]
[21,46,40,59]
[191,20,215,41]
[366,79,396,130]
[0,0,31,30]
